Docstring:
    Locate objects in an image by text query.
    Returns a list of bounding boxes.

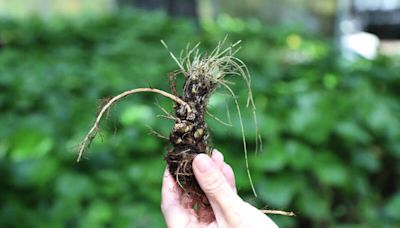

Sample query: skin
[161,150,278,228]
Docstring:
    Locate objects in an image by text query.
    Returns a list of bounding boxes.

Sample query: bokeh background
[1,0,400,227]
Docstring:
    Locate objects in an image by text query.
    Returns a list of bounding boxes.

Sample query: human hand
[161,150,278,228]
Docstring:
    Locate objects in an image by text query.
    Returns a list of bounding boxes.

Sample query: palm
[161,151,235,228]
[161,168,216,227]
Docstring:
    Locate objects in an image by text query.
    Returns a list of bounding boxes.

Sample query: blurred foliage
[1,9,400,227]
[0,0,114,18]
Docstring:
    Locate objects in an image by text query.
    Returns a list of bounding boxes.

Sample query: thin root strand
[261,210,296,217]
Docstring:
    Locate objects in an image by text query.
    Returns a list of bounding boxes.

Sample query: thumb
[193,154,242,218]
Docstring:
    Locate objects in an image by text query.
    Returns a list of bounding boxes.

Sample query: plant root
[77,88,190,162]
[261,209,296,217]
[163,39,261,201]
[77,41,282,214]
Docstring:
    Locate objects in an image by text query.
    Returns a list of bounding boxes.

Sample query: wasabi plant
[77,39,293,216]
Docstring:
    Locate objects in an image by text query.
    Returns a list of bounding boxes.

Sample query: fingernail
[195,154,213,173]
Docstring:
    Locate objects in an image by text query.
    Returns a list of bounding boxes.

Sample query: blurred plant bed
[0,9,399,227]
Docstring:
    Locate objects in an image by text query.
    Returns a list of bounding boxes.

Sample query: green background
[1,9,400,227]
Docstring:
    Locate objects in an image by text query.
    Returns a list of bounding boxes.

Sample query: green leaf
[286,140,313,170]
[335,121,371,144]
[119,104,155,126]
[312,152,348,187]
[297,189,330,219]
[287,92,336,144]
[0,139,9,159]
[384,193,400,220]
[257,175,300,207]
[352,148,380,172]
[82,200,113,227]
[251,142,287,172]
[55,172,96,201]
[10,127,53,161]
[11,158,58,187]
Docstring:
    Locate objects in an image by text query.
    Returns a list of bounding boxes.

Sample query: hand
[161,150,278,228]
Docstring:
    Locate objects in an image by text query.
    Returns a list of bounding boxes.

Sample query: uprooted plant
[77,39,294,216]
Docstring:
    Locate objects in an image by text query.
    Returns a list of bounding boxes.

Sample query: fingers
[193,154,243,225]
[161,168,181,214]
[211,150,224,170]
[212,150,236,191]
[161,168,190,227]
[222,163,236,191]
